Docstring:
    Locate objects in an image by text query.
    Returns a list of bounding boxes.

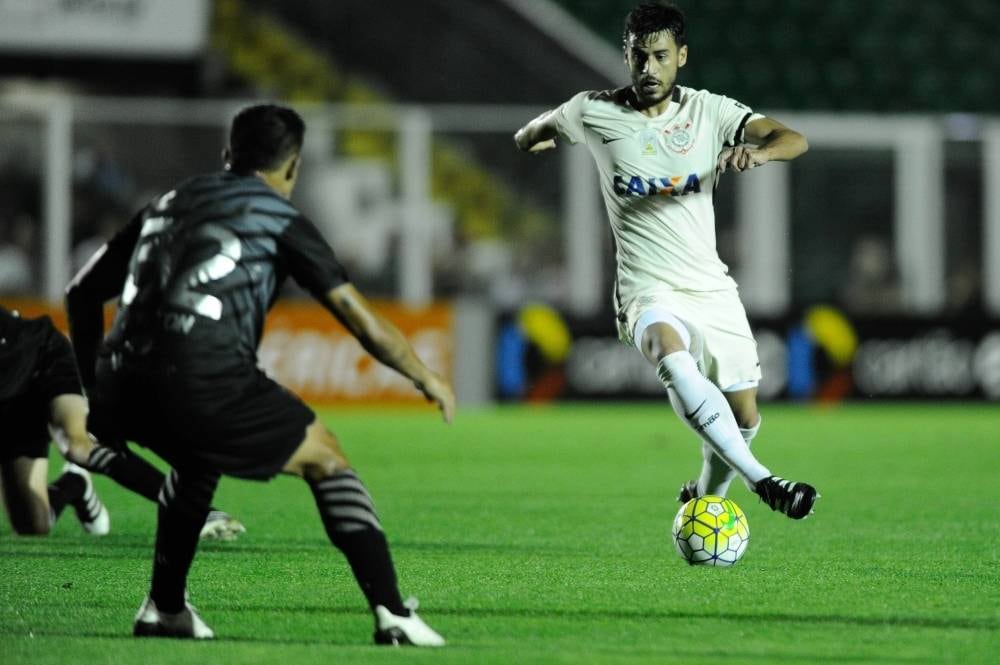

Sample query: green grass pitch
[2,403,998,664]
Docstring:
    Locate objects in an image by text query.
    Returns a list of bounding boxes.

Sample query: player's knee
[730,403,759,429]
[299,457,347,482]
[287,424,350,481]
[736,411,759,430]
[48,422,95,464]
[66,436,96,467]
[640,321,690,365]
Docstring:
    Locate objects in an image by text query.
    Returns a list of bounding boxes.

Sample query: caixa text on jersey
[612,173,702,198]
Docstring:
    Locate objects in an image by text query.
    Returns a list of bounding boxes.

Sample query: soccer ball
[672,495,750,567]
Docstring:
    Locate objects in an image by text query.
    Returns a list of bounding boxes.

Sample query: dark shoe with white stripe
[677,480,698,503]
[63,462,110,535]
[133,596,214,639]
[754,476,819,520]
[373,598,445,647]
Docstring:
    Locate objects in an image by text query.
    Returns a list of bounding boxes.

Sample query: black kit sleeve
[65,210,143,388]
[276,214,351,300]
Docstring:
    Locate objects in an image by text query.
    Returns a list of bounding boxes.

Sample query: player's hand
[514,128,557,154]
[716,145,768,175]
[527,139,557,153]
[415,372,456,424]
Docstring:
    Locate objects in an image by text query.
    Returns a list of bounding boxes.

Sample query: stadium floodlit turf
[2,403,998,664]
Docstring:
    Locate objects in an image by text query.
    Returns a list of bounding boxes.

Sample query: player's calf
[149,469,220,615]
[86,445,245,540]
[307,469,410,615]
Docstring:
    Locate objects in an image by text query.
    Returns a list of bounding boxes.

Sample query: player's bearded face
[626,31,687,105]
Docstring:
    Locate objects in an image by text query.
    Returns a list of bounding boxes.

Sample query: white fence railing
[1,91,996,316]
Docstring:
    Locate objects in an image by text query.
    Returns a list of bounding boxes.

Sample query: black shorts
[0,333,84,461]
[92,358,314,480]
[0,392,52,460]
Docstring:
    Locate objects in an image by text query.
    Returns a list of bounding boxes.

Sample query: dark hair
[228,104,305,174]
[623,1,687,50]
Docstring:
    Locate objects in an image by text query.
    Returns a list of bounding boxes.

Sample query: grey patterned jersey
[102,171,349,376]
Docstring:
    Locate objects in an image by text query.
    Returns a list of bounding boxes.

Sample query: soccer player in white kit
[514,1,819,519]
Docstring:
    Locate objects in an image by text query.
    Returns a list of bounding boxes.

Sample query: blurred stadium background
[1,0,998,407]
[3,3,1000,663]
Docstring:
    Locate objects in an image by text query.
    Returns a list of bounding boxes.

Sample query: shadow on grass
[9,599,995,633]
[423,605,999,632]
[0,627,956,663]
[0,538,581,558]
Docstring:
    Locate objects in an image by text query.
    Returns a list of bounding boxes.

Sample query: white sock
[696,416,761,496]
[658,352,770,488]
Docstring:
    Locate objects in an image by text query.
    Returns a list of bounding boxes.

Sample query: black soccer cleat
[62,462,110,535]
[753,476,819,520]
[677,480,698,503]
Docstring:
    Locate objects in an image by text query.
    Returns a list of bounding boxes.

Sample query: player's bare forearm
[514,110,559,153]
[753,127,808,162]
[718,118,808,174]
[359,313,431,383]
[743,117,808,163]
[355,316,456,423]
[323,285,455,421]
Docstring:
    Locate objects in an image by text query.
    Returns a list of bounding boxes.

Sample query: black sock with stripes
[87,445,226,516]
[47,471,86,518]
[86,445,166,503]
[308,469,407,615]
[149,469,219,614]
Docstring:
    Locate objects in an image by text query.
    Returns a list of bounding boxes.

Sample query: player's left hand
[716,145,768,175]
[415,372,456,424]
[528,139,557,153]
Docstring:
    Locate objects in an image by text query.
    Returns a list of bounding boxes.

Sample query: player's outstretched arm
[717,117,808,174]
[322,284,455,423]
[65,214,142,388]
[514,109,560,153]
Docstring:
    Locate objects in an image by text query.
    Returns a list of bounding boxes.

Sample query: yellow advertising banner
[1,298,453,405]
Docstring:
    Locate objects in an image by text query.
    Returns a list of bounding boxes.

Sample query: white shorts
[617,287,761,392]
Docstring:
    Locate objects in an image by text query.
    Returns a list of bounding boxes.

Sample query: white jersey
[554,85,762,311]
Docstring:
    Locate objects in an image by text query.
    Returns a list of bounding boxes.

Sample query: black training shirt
[69,172,349,379]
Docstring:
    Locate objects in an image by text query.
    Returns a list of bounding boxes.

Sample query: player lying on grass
[514,1,818,518]
[0,305,243,540]
[66,104,455,646]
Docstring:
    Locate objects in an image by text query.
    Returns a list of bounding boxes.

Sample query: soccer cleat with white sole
[754,476,819,520]
[62,462,110,535]
[373,598,445,647]
[133,596,214,639]
[199,510,246,541]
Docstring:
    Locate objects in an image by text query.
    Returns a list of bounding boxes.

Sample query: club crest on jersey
[663,121,695,154]
[613,173,702,198]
